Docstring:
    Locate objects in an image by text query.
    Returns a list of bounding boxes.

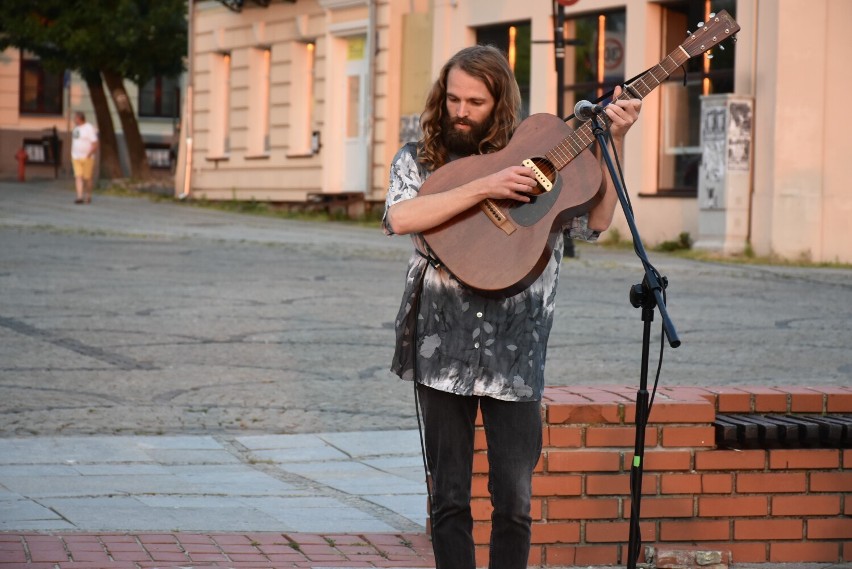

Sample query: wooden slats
[713,414,852,449]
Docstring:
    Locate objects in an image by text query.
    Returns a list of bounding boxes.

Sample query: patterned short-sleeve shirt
[384,143,599,402]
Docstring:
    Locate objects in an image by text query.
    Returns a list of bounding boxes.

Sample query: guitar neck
[548,45,690,170]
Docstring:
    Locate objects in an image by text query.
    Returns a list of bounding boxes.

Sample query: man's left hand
[604,85,642,141]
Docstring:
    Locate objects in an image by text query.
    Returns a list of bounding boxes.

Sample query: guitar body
[419,113,603,296]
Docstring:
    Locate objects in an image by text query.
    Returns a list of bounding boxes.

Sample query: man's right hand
[478,166,537,202]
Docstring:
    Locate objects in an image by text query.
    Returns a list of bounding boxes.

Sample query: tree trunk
[83,70,124,179]
[102,69,151,180]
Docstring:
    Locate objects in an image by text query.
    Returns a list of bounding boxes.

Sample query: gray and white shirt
[384,142,599,402]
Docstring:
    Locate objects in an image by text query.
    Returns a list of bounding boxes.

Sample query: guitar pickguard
[509,173,563,227]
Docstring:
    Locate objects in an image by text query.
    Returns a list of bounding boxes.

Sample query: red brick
[527,544,542,566]
[471,498,492,521]
[623,496,693,518]
[845,449,852,468]
[660,520,730,541]
[473,452,488,474]
[769,449,840,469]
[586,426,655,447]
[475,544,489,568]
[824,387,852,412]
[585,521,655,543]
[661,473,732,495]
[544,544,619,566]
[546,402,622,424]
[545,450,621,473]
[626,401,715,424]
[628,450,692,471]
[532,474,582,497]
[695,449,765,470]
[585,473,657,496]
[472,475,489,497]
[698,495,768,517]
[771,542,842,563]
[546,497,618,520]
[844,541,852,561]
[474,428,487,450]
[734,518,803,540]
[530,521,580,544]
[737,472,807,493]
[772,494,841,516]
[808,518,852,540]
[709,388,752,412]
[700,541,767,562]
[546,426,582,448]
[661,426,715,447]
[810,472,852,492]
[785,387,826,412]
[741,386,789,412]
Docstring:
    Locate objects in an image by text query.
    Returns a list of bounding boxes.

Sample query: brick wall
[468,386,851,567]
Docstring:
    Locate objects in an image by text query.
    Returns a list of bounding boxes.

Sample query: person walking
[71,111,98,204]
[383,45,642,569]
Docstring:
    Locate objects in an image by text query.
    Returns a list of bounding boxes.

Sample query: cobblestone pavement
[1,179,851,437]
[1,179,852,569]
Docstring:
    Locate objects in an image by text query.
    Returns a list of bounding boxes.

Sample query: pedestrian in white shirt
[71,111,98,204]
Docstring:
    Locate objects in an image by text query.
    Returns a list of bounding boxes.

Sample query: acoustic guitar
[419,10,740,296]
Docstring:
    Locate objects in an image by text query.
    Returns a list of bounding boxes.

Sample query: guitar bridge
[480,199,516,235]
[522,158,553,192]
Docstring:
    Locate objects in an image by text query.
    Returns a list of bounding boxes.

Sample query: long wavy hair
[418,45,522,171]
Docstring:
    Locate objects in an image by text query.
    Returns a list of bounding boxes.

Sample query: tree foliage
[0,0,187,179]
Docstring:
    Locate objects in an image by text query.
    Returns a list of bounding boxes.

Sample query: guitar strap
[561,63,687,122]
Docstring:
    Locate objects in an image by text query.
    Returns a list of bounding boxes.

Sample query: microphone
[573,100,604,121]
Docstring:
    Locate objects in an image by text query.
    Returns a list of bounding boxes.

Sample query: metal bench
[713,414,852,449]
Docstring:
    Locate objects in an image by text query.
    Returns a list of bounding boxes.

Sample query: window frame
[19,53,64,116]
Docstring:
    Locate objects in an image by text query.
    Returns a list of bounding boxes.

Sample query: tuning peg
[709,12,716,18]
[697,22,704,28]
[719,44,725,50]
[706,52,714,59]
[686,30,692,35]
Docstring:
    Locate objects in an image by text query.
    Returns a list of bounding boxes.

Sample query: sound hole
[526,156,556,197]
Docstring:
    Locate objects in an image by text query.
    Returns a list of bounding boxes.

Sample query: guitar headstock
[680,10,740,58]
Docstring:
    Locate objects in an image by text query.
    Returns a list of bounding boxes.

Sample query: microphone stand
[588,112,681,569]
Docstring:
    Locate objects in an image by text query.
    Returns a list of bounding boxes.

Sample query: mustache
[451,117,475,127]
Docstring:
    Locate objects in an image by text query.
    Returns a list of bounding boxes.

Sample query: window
[562,10,627,118]
[139,76,180,118]
[476,22,531,118]
[657,0,736,193]
[208,51,231,157]
[247,47,271,155]
[288,40,316,155]
[19,52,64,115]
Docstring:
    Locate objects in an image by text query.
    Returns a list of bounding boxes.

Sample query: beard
[441,113,493,156]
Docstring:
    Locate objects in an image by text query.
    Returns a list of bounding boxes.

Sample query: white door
[343,35,368,193]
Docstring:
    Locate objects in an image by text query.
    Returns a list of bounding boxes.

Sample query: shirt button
[476,311,483,318]
[474,342,480,348]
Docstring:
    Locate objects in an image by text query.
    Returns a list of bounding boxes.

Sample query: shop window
[19,52,64,115]
[562,10,627,118]
[476,22,531,118]
[139,76,180,119]
[657,0,736,193]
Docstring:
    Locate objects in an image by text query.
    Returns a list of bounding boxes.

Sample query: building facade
[180,0,851,264]
[0,49,182,182]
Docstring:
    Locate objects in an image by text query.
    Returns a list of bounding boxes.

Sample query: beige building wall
[0,47,180,180]
[182,0,851,264]
[750,0,851,263]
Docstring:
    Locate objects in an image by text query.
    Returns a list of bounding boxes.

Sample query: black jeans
[416,383,543,569]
